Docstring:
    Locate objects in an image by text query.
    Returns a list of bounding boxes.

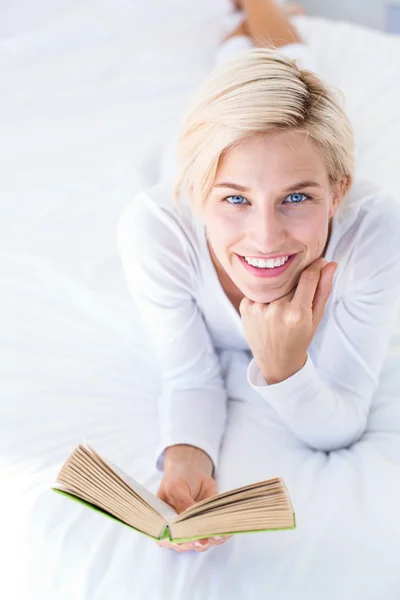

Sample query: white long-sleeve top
[117,177,400,472]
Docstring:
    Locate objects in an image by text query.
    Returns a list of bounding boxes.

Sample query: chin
[242,278,296,304]
[250,293,280,304]
[240,286,280,304]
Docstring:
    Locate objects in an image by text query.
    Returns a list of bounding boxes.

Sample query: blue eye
[285,192,309,204]
[225,195,250,205]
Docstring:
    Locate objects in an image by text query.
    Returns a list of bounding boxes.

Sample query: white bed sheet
[2,1,400,599]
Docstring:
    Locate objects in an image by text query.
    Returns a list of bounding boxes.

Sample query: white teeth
[244,255,289,268]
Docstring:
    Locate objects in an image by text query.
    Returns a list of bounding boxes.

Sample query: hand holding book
[156,445,232,553]
[52,443,296,551]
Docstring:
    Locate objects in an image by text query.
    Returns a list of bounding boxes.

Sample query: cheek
[206,211,243,251]
[315,215,331,250]
[295,211,329,249]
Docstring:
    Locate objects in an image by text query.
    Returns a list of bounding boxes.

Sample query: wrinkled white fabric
[3,2,400,598]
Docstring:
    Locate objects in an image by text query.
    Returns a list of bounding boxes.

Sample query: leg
[231,0,304,19]
[223,18,250,43]
[228,0,303,48]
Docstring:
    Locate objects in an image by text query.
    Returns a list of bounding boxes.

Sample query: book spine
[160,525,171,541]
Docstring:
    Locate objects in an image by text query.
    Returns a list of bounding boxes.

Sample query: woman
[118,0,400,553]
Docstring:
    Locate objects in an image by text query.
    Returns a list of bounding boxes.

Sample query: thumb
[176,495,196,514]
[169,481,196,514]
[313,262,337,323]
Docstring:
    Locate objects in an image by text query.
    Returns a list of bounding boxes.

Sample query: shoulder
[336,178,400,291]
[117,182,204,291]
[118,182,197,244]
[340,178,400,250]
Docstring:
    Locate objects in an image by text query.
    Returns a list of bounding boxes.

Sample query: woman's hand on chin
[239,257,338,384]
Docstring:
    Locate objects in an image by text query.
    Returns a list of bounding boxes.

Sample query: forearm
[248,354,370,451]
[164,444,214,476]
[155,385,227,475]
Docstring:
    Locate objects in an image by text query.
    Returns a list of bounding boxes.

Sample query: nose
[247,208,287,253]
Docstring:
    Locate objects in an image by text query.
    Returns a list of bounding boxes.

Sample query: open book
[52,443,296,543]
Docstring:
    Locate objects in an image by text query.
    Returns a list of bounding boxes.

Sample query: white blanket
[2,2,400,599]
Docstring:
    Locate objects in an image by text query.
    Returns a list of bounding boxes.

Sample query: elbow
[299,413,369,453]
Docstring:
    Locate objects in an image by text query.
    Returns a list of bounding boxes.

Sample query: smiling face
[203,130,344,304]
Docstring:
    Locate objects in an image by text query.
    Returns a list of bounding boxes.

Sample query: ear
[329,177,348,219]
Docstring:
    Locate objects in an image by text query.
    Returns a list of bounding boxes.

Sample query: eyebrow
[213,180,323,193]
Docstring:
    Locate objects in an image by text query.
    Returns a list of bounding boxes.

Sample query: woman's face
[204,130,345,304]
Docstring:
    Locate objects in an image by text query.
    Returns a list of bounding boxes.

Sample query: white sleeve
[117,192,227,473]
[247,198,400,452]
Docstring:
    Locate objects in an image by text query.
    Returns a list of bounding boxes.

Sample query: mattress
[2,1,400,598]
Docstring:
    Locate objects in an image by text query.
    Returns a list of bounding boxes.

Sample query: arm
[247,194,400,451]
[117,189,227,473]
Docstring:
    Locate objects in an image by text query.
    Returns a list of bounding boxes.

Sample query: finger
[194,545,211,553]
[156,540,192,552]
[193,537,210,548]
[156,539,170,547]
[312,263,337,323]
[211,535,232,545]
[164,490,196,514]
[156,539,183,548]
[193,535,231,550]
[291,258,326,310]
[171,540,209,552]
[156,540,176,549]
[239,295,253,317]
[172,546,192,553]
[171,540,207,552]
[174,543,194,552]
[177,497,196,513]
[193,541,212,552]
[157,536,230,552]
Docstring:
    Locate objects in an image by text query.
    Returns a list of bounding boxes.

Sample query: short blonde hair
[175,48,355,211]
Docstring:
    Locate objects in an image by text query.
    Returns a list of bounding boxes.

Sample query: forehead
[217,130,328,185]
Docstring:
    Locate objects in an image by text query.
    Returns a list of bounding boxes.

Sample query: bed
[2,1,400,598]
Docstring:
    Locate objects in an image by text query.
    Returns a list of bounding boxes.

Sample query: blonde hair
[175,48,355,211]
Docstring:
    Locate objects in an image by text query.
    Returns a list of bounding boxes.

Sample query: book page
[169,477,295,538]
[83,443,178,522]
[174,478,285,522]
[53,485,167,539]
